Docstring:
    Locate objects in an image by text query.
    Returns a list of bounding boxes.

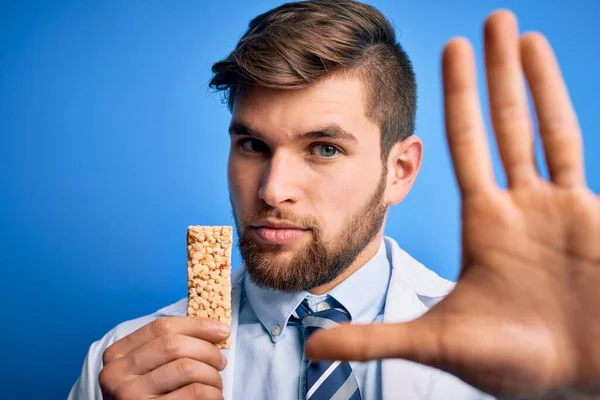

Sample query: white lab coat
[68,236,495,400]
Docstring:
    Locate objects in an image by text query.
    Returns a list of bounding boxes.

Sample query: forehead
[231,76,378,142]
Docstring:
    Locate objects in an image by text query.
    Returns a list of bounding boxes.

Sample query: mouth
[249,219,311,245]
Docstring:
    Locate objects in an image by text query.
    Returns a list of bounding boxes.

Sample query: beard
[231,170,388,292]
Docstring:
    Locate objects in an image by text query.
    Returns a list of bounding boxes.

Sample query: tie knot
[291,298,351,337]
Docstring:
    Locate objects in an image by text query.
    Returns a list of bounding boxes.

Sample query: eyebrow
[228,122,359,143]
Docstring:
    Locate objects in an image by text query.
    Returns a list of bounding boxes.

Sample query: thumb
[304,317,442,366]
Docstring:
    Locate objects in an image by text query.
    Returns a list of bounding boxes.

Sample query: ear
[383,136,423,206]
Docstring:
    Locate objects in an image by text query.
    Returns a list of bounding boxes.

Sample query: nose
[258,152,300,207]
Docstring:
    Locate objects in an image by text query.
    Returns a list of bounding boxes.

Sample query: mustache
[241,208,320,231]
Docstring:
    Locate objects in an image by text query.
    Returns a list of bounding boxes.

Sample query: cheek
[227,156,261,210]
[314,165,375,235]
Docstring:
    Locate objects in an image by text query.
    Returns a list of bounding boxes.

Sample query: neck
[308,231,384,295]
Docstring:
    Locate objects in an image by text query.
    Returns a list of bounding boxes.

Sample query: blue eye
[313,144,339,158]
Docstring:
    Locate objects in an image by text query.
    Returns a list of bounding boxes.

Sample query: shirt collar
[244,239,390,342]
[244,275,307,342]
[326,239,390,323]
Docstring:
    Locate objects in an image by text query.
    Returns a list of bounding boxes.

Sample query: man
[69,1,600,399]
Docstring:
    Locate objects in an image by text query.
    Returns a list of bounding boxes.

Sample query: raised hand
[305,10,600,398]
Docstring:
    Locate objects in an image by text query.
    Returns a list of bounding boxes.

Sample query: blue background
[1,1,598,398]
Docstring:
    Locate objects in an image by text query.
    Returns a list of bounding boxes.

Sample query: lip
[251,226,309,245]
[249,220,311,245]
[250,219,309,230]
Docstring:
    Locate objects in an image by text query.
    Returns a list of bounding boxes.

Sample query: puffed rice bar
[186,225,233,349]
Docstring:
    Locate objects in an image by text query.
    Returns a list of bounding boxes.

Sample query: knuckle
[445,120,480,148]
[98,367,110,390]
[187,383,222,400]
[126,351,140,372]
[355,329,370,362]
[160,333,182,357]
[98,365,118,395]
[151,317,173,336]
[493,99,528,125]
[102,345,119,365]
[542,114,566,135]
[205,346,221,364]
[175,357,197,378]
[187,383,205,398]
[538,114,576,145]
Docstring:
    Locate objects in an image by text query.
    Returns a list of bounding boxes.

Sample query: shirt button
[272,324,282,336]
[317,302,331,312]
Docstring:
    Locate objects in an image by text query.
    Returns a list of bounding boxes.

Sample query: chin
[271,250,301,263]
[257,245,304,263]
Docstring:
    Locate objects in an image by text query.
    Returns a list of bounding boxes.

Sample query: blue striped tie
[291,299,362,400]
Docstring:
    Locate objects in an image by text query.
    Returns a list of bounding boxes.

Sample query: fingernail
[221,353,228,367]
[217,323,230,335]
[204,319,230,335]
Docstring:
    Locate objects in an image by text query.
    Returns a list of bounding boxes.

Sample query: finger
[156,383,223,400]
[443,38,496,197]
[305,319,440,366]
[485,10,538,187]
[103,317,230,365]
[520,32,585,187]
[125,333,227,375]
[140,357,223,395]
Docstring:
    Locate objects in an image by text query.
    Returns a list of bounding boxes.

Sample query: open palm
[306,10,600,398]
